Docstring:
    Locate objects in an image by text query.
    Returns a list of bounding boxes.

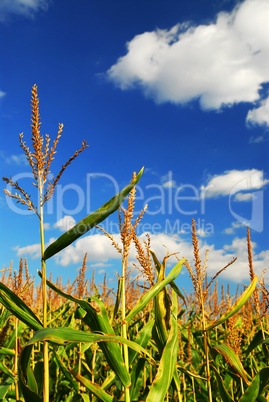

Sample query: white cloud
[108,0,269,126]
[15,230,269,283]
[0,90,6,98]
[54,215,76,232]
[15,243,41,259]
[54,233,122,267]
[247,96,269,126]
[0,151,28,166]
[90,262,112,268]
[202,169,268,198]
[161,172,177,188]
[196,228,209,238]
[234,192,254,201]
[0,0,49,21]
[14,237,55,259]
[162,180,176,189]
[249,135,266,143]
[223,221,246,234]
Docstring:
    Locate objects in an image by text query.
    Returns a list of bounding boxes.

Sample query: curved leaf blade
[43,168,143,260]
[206,276,258,331]
[238,374,260,402]
[213,344,249,385]
[129,319,154,366]
[0,282,43,331]
[125,258,185,324]
[38,272,131,387]
[211,365,234,402]
[26,327,154,364]
[0,378,14,400]
[71,370,114,402]
[18,345,42,402]
[259,367,269,395]
[146,289,178,402]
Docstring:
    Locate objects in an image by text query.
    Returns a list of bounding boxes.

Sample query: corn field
[0,85,268,401]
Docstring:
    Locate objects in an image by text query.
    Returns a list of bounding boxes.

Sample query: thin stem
[78,342,82,375]
[200,283,212,402]
[121,256,130,402]
[191,376,196,402]
[14,318,19,401]
[240,378,244,395]
[40,184,49,402]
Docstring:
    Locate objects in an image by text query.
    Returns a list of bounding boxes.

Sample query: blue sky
[0,0,268,293]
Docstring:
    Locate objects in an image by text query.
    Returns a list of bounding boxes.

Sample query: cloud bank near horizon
[15,230,269,284]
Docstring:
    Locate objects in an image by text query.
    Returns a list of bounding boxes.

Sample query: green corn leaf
[213,343,249,385]
[257,397,268,402]
[206,276,258,331]
[5,320,25,350]
[43,167,143,260]
[0,362,15,379]
[38,271,131,387]
[150,250,186,306]
[18,344,42,402]
[153,252,172,348]
[129,320,155,399]
[176,365,207,381]
[0,378,14,400]
[111,276,122,324]
[0,282,43,331]
[125,258,185,324]
[91,372,116,402]
[245,330,265,356]
[71,370,114,402]
[129,319,154,366]
[25,327,154,365]
[238,374,260,401]
[146,288,178,402]
[211,366,234,402]
[53,349,79,392]
[259,367,269,395]
[0,347,15,356]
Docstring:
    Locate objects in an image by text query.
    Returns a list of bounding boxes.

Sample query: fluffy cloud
[53,215,76,232]
[16,230,266,284]
[202,169,268,198]
[0,90,6,98]
[247,97,269,126]
[108,0,269,126]
[0,152,28,166]
[223,221,246,234]
[14,229,268,284]
[234,192,254,201]
[0,0,49,21]
[15,243,41,259]
[162,180,176,189]
[54,233,122,267]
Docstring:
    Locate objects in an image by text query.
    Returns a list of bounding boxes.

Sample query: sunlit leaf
[43,168,143,260]
[206,276,258,331]
[0,282,43,331]
[213,343,249,385]
[125,258,185,324]
[146,289,178,402]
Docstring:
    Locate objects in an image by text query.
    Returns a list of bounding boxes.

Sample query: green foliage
[0,262,268,401]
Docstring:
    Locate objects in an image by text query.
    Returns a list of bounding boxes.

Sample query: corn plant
[1,85,269,401]
[1,85,144,401]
